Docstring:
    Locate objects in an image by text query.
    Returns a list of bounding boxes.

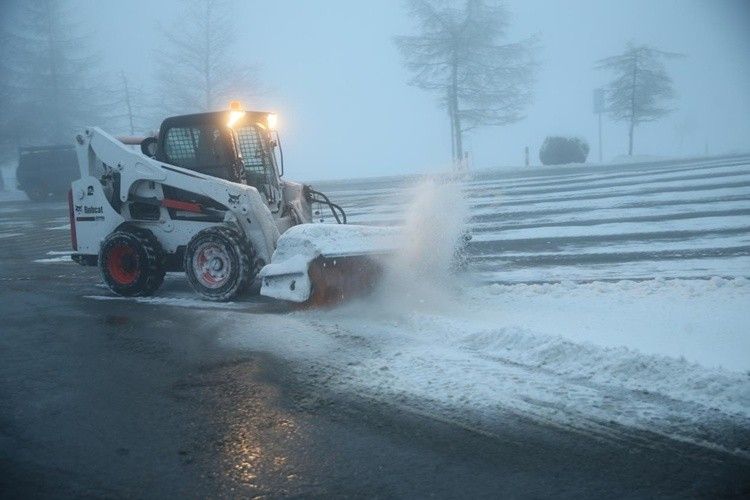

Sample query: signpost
[593,88,605,163]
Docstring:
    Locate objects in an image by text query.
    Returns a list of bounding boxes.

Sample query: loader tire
[184,226,256,302]
[100,227,166,297]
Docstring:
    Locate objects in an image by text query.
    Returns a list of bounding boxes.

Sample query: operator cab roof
[159,110,273,130]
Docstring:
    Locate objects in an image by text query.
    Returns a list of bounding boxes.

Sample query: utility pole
[593,88,605,163]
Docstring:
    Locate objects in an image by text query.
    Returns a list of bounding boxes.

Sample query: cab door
[234,124,282,213]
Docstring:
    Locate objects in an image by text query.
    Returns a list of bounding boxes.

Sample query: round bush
[539,136,590,165]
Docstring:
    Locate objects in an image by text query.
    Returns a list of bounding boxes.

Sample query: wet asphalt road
[1,198,749,499]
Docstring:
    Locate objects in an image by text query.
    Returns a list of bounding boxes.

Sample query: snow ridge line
[459,326,750,418]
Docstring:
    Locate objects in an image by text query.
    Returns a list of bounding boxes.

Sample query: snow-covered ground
[317,154,750,284]
[266,155,750,454]
[216,276,749,457]
[26,153,750,456]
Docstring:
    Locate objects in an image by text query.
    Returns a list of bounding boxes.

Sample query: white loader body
[70,123,393,304]
[72,127,280,265]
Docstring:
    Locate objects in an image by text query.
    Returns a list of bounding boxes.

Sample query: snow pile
[474,277,750,371]
[270,223,399,262]
[221,276,750,456]
[457,326,750,417]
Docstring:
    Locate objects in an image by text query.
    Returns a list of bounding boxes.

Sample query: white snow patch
[84,295,246,310]
[218,277,750,456]
[34,255,72,263]
[271,223,399,262]
[610,154,670,164]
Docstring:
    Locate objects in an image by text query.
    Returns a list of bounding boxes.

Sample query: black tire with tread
[99,226,166,297]
[184,225,256,302]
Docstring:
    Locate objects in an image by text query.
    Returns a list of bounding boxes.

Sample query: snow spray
[376,175,470,309]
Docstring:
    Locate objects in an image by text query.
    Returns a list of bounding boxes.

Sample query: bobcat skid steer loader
[69,104,397,304]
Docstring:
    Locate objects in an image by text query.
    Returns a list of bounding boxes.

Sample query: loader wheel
[184,226,256,302]
[100,227,166,296]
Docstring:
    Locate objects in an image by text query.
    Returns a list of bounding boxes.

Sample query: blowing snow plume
[377,176,470,309]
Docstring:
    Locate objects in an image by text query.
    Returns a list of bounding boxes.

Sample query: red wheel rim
[191,242,232,289]
[107,243,139,285]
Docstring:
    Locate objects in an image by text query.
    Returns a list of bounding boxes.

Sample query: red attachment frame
[161,198,202,213]
[67,189,77,251]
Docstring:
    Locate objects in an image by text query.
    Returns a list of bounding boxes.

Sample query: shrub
[539,136,590,165]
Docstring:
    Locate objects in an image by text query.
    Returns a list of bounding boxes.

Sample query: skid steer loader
[69,104,397,303]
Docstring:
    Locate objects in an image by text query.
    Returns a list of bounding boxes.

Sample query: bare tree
[0,0,104,147]
[596,43,683,156]
[155,0,258,114]
[102,71,154,136]
[395,0,537,166]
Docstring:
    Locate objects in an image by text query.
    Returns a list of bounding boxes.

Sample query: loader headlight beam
[267,113,278,131]
[227,110,246,128]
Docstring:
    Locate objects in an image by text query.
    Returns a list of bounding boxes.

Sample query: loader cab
[155,110,282,210]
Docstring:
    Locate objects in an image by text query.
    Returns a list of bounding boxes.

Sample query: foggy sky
[60,0,750,179]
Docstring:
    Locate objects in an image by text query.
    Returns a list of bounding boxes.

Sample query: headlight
[227,110,245,127]
[267,113,278,131]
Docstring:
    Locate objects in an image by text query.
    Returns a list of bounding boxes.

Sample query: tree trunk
[628,51,638,156]
[449,108,455,161]
[46,11,62,143]
[121,72,135,135]
[628,120,634,156]
[203,0,212,111]
[449,57,463,166]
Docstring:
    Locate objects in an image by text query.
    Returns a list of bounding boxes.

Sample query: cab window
[235,125,277,189]
[164,125,233,178]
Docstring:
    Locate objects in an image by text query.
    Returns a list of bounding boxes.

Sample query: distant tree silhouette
[396,0,537,167]
[0,0,104,147]
[155,0,258,114]
[100,71,155,136]
[596,43,683,156]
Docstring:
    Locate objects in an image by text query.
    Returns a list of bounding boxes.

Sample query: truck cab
[17,145,79,201]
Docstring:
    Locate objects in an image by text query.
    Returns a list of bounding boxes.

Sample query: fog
[2,0,749,180]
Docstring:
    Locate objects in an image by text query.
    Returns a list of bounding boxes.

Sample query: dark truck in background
[16,145,79,201]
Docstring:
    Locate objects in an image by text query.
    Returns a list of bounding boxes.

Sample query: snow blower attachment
[260,224,399,304]
[69,104,395,305]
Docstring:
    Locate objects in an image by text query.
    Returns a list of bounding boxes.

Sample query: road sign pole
[593,88,605,164]
[598,112,603,163]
